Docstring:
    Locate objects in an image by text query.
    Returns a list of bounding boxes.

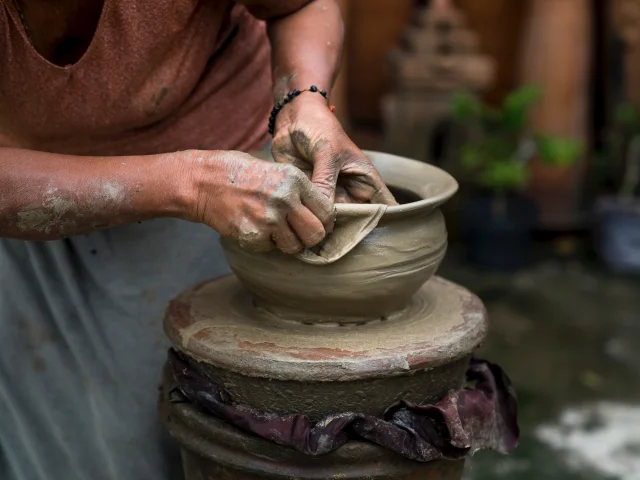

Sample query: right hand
[185,150,334,254]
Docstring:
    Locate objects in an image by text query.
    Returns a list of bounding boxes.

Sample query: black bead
[293,88,301,96]
[320,90,327,97]
[287,92,295,100]
[283,97,289,104]
[275,104,281,111]
[310,85,318,92]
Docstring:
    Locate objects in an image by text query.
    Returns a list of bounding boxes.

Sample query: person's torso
[0,0,272,156]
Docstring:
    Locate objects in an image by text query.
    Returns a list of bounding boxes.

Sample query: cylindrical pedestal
[160,275,488,479]
[161,380,465,479]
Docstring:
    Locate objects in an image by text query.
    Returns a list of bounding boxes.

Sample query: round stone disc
[164,275,487,383]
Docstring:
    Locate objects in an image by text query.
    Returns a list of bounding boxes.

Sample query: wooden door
[456,0,528,106]
[345,0,414,127]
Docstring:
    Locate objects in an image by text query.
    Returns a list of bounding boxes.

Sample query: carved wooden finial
[388,2,494,92]
[432,0,453,11]
[382,1,495,165]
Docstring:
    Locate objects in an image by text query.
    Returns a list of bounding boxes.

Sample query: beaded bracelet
[268,85,335,135]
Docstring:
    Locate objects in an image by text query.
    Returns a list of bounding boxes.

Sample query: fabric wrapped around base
[167,349,519,462]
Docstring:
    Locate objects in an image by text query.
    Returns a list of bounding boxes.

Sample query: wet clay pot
[221,151,459,324]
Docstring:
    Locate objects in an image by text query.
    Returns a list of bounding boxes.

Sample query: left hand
[271,94,397,205]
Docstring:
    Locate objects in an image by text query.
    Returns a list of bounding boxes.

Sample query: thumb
[309,144,339,203]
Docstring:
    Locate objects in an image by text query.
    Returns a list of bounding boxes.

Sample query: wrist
[270,86,333,135]
[166,150,221,222]
[176,149,237,225]
[272,73,332,102]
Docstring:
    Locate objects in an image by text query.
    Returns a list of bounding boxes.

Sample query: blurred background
[333,0,640,478]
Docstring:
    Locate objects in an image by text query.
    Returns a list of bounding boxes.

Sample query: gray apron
[0,219,230,479]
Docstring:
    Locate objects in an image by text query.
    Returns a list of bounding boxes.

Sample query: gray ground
[438,246,640,480]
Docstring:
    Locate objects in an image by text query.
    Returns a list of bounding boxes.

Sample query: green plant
[451,85,582,193]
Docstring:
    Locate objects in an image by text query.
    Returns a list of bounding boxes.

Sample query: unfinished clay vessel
[221,151,458,324]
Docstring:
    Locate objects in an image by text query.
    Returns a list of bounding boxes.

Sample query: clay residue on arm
[0,148,190,241]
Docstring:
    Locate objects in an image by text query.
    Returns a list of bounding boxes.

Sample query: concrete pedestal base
[160,275,487,479]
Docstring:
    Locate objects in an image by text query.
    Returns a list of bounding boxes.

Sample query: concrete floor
[438,246,640,480]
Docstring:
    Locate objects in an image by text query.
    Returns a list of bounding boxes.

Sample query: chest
[13,0,105,67]
[0,0,233,142]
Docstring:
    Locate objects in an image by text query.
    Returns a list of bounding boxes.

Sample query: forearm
[267,0,344,101]
[0,148,191,241]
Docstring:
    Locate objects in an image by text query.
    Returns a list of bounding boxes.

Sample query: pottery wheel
[164,274,488,418]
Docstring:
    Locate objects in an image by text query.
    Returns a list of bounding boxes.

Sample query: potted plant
[594,103,640,274]
[451,85,582,271]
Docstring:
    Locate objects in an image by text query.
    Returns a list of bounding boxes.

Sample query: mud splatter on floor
[536,402,640,480]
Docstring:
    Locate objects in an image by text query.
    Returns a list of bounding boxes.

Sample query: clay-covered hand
[185,150,334,253]
[271,94,397,205]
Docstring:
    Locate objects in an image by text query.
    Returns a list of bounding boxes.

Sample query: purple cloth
[167,349,519,461]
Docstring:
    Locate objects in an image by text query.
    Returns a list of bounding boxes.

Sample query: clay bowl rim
[362,150,459,216]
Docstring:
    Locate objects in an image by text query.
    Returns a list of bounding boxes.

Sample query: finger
[366,171,398,205]
[339,152,398,205]
[334,183,353,204]
[237,230,275,253]
[298,178,335,233]
[287,203,327,248]
[307,141,340,203]
[272,224,304,255]
[340,175,397,205]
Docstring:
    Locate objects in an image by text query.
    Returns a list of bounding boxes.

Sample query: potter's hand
[271,95,397,205]
[186,151,334,253]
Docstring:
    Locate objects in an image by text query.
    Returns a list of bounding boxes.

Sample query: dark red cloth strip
[167,349,519,461]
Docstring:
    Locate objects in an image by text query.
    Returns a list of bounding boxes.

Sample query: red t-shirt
[0,0,280,156]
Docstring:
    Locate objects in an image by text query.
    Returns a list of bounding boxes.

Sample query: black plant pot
[461,192,538,272]
[595,196,640,274]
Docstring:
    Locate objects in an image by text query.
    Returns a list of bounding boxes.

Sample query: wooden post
[456,0,527,106]
[519,0,592,230]
[613,0,640,105]
[346,0,414,126]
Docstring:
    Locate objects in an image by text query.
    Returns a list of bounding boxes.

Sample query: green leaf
[451,92,481,122]
[536,136,582,166]
[478,161,528,190]
[460,145,482,169]
[615,104,640,127]
[501,84,542,129]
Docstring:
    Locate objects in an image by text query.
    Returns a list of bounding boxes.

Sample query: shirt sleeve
[237,0,313,20]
